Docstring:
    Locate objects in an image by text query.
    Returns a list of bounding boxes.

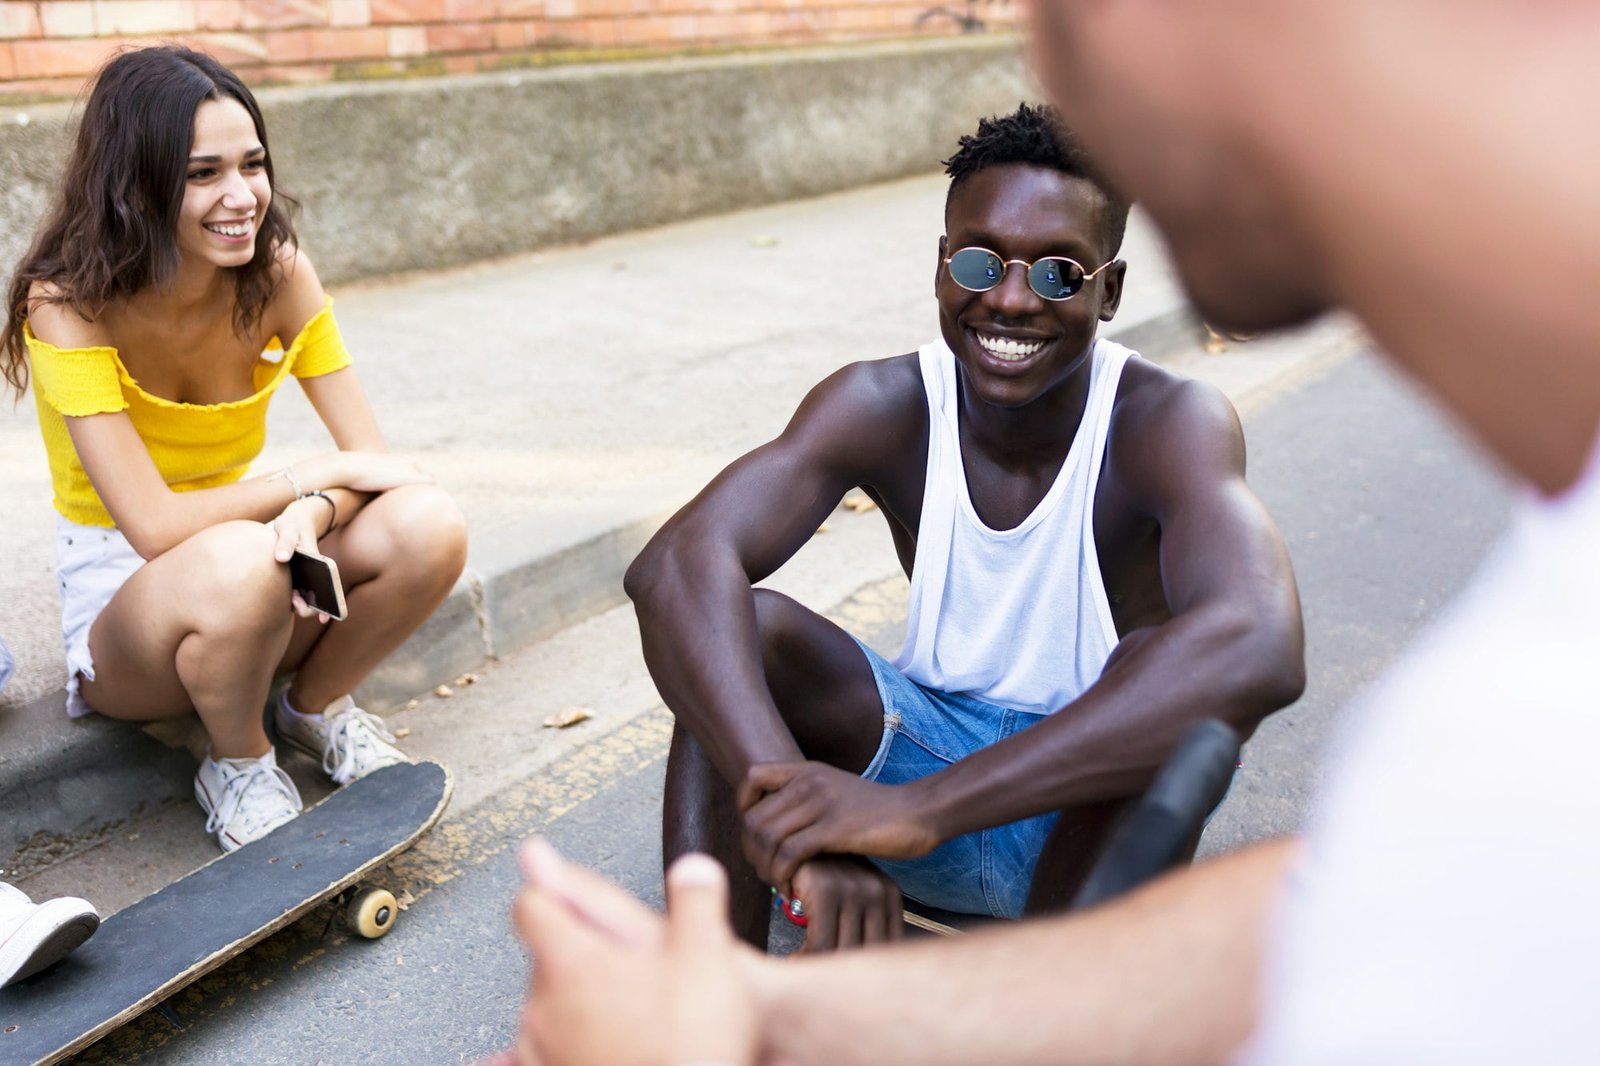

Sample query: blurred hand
[491,839,762,1066]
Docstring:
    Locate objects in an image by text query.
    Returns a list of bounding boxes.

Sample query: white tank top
[892,337,1134,713]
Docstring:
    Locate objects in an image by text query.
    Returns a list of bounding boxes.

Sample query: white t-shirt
[1246,438,1600,1064]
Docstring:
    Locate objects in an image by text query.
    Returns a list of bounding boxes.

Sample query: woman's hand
[268,496,336,621]
[299,451,435,495]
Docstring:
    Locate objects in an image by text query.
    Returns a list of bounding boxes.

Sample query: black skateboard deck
[0,759,451,1065]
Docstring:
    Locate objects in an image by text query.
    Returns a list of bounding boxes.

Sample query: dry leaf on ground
[843,494,878,513]
[434,684,454,698]
[544,706,594,729]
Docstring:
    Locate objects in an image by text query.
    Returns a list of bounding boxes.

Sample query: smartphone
[289,548,348,621]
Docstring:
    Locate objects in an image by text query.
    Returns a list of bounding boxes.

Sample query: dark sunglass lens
[950,249,1005,291]
[1029,258,1085,300]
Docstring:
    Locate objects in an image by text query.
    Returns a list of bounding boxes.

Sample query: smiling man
[623,104,1305,951]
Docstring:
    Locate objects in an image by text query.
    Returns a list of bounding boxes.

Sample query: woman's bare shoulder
[25,284,114,349]
[265,243,330,338]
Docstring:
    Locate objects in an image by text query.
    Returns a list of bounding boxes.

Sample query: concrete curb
[0,305,1199,869]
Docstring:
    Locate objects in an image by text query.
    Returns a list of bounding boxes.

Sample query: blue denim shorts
[853,638,1058,919]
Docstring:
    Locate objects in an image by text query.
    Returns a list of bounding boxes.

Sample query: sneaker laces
[322,706,402,784]
[203,760,302,839]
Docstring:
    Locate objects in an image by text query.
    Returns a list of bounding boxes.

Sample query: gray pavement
[1,172,1201,863]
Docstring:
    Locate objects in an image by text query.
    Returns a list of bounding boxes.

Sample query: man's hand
[738,761,942,890]
[788,854,906,953]
[492,839,761,1066]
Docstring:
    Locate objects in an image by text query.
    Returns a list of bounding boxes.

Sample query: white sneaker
[194,748,303,853]
[276,692,410,786]
[0,881,99,988]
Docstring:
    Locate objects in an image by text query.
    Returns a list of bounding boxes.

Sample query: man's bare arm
[757,837,1298,1066]
[624,358,923,784]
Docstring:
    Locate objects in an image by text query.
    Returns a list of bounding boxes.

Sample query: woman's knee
[183,521,291,628]
[365,484,469,578]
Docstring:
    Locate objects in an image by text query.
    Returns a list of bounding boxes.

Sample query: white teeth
[205,221,251,237]
[975,332,1045,362]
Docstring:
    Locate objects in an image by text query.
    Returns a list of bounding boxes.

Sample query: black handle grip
[1069,719,1242,911]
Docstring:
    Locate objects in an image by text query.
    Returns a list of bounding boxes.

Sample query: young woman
[0,46,468,852]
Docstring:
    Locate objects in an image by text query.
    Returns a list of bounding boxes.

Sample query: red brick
[262,27,313,60]
[490,19,522,48]
[550,15,604,45]
[250,59,334,83]
[0,74,86,99]
[614,13,673,45]
[0,41,15,78]
[241,0,328,30]
[442,52,475,72]
[425,20,492,51]
[94,1,200,35]
[541,0,573,19]
[498,0,540,15]
[37,2,95,37]
[369,0,446,23]
[305,24,387,58]
[445,0,497,19]
[12,36,136,77]
[0,3,43,40]
[187,30,270,65]
[328,0,370,26]
[195,0,247,31]
[387,24,424,54]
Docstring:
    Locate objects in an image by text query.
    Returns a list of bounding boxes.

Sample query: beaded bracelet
[301,490,338,538]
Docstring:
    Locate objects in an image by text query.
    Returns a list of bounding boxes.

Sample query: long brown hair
[0,45,299,396]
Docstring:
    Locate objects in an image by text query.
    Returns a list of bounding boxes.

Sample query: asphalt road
[53,336,1511,1065]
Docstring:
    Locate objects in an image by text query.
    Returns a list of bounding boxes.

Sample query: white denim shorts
[55,514,146,718]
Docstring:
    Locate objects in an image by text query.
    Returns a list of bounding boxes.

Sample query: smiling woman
[0,47,468,854]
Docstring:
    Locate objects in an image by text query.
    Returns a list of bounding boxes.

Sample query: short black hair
[943,102,1131,257]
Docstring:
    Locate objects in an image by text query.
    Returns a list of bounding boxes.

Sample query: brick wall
[0,0,1021,101]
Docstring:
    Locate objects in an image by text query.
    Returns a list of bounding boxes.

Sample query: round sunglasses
[944,246,1117,301]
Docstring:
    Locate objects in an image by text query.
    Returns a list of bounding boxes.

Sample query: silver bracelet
[269,465,304,501]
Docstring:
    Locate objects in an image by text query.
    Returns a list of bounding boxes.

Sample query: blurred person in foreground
[490,1,1600,1063]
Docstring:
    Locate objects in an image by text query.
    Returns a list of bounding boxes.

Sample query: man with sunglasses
[625,103,1306,952]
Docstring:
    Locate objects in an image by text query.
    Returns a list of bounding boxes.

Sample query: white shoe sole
[0,899,100,987]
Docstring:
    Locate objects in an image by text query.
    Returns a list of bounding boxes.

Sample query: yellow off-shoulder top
[25,298,352,528]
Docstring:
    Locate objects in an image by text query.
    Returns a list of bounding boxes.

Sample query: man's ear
[1098,259,1127,322]
[934,234,948,297]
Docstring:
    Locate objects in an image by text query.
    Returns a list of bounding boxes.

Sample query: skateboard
[778,720,1242,938]
[0,759,451,1065]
